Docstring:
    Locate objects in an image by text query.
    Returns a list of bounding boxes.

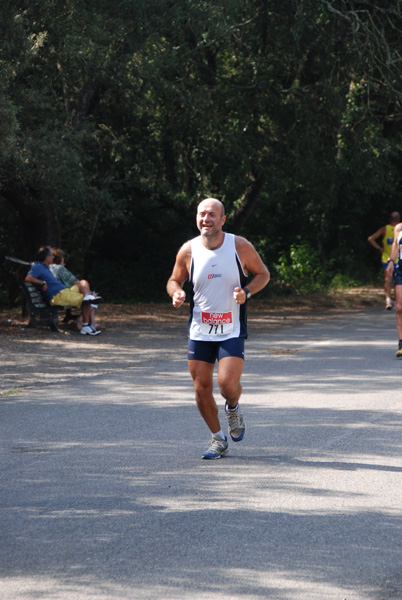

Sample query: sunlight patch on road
[264,348,319,356]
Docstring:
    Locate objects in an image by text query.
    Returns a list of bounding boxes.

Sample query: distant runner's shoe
[386,298,393,310]
[396,345,402,358]
[202,435,228,460]
[225,403,245,442]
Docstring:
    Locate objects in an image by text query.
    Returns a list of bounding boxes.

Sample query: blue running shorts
[188,338,245,364]
[394,263,402,286]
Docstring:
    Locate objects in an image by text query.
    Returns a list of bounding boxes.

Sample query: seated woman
[50,248,100,332]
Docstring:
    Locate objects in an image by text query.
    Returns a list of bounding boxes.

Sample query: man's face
[196,200,226,237]
[44,253,53,265]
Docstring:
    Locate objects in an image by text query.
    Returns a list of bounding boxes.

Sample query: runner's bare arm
[234,236,270,304]
[166,241,192,308]
[367,226,386,253]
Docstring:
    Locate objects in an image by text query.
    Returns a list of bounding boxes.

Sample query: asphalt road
[1,307,401,600]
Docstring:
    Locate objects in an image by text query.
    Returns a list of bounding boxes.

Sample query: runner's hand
[172,290,186,308]
[233,286,246,305]
[386,261,395,276]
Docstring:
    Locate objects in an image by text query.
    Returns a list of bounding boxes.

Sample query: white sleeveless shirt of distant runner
[398,229,402,262]
[188,233,248,341]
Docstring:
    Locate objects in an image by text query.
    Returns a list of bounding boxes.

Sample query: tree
[2,0,402,304]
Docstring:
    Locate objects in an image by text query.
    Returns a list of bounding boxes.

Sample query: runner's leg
[394,284,402,338]
[384,268,393,303]
[188,360,220,433]
[217,356,244,408]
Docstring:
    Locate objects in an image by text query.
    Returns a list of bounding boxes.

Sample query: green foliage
[0,93,18,158]
[0,388,23,398]
[329,273,361,291]
[1,0,402,303]
[276,243,327,294]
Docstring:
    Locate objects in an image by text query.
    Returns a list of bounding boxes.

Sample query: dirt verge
[0,287,385,394]
[0,286,384,338]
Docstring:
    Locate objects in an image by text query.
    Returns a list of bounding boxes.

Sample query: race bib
[200,311,233,335]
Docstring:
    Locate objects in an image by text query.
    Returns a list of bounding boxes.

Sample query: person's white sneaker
[80,325,101,336]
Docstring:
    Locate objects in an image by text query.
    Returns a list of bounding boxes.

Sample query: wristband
[243,287,251,300]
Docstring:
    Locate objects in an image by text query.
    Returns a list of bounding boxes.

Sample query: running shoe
[396,346,402,358]
[386,298,393,310]
[225,403,245,442]
[202,435,228,460]
[80,325,101,336]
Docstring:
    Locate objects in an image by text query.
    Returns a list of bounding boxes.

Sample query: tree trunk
[231,172,266,230]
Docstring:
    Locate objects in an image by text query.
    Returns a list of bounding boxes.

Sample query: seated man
[50,247,99,330]
[25,246,101,336]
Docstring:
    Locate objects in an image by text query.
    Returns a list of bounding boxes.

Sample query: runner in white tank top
[167,198,270,459]
[386,218,402,356]
[189,233,247,341]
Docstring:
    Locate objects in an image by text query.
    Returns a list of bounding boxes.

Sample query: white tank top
[398,229,402,261]
[188,233,247,341]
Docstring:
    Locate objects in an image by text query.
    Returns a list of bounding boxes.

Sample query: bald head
[196,197,226,241]
[390,211,401,225]
[197,198,225,218]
